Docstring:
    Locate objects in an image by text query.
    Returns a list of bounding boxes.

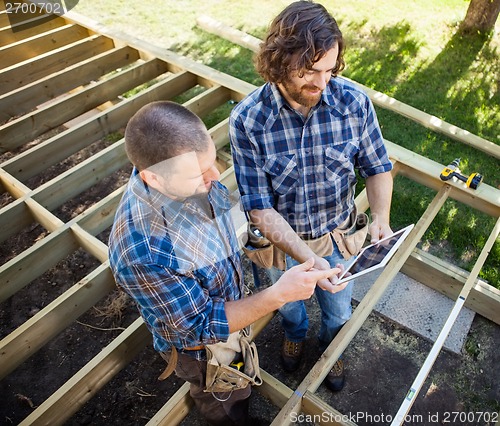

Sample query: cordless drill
[439,158,483,190]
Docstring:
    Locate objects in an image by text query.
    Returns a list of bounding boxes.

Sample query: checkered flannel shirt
[230,76,393,239]
[108,169,243,359]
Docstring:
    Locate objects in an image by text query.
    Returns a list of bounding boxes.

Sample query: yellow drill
[439,158,483,190]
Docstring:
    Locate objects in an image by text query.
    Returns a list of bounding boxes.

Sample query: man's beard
[281,78,322,108]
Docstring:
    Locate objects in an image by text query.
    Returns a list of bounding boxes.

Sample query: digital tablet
[336,224,415,285]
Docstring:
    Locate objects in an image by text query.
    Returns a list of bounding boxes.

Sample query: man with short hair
[229,0,394,392]
[108,101,340,425]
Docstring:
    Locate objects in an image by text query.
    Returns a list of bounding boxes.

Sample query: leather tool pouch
[242,223,286,270]
[204,326,262,398]
[331,207,370,260]
[241,243,274,269]
[242,208,369,268]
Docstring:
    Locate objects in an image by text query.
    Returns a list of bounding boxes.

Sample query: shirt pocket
[262,154,299,195]
[324,145,356,181]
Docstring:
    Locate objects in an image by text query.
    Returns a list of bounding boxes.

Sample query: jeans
[267,241,354,353]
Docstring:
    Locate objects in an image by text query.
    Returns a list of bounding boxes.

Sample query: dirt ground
[1,247,499,426]
[0,135,498,426]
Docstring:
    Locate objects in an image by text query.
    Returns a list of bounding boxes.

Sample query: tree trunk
[460,0,500,34]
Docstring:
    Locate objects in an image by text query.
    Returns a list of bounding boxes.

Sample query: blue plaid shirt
[108,169,243,359]
[229,77,393,239]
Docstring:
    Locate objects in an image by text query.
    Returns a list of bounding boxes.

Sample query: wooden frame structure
[1,4,499,425]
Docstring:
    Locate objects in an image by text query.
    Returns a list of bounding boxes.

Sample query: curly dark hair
[256,1,345,84]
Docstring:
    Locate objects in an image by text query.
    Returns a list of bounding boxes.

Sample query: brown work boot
[324,359,346,392]
[281,338,304,372]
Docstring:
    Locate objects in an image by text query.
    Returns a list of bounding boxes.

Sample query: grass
[74,0,499,287]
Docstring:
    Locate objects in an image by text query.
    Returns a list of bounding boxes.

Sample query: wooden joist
[0,15,67,47]
[19,317,152,426]
[0,35,116,94]
[387,140,499,218]
[0,45,141,122]
[0,58,169,150]
[0,23,90,68]
[402,248,500,325]
[0,263,115,380]
[0,70,198,179]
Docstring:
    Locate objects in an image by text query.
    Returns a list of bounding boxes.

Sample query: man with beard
[229,0,394,392]
[108,101,341,425]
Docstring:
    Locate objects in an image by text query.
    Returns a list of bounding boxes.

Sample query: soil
[0,133,499,426]
[1,248,499,426]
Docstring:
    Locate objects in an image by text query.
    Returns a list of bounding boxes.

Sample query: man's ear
[139,169,162,192]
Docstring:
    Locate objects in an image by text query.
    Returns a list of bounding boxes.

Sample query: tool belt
[204,326,262,397]
[158,327,262,398]
[242,207,369,270]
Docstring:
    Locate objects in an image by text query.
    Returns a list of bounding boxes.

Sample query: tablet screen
[337,224,414,284]
[348,231,403,275]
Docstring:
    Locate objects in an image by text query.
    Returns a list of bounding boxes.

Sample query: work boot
[324,359,346,392]
[281,338,304,372]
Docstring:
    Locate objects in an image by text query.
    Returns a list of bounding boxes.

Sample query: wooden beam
[71,224,109,263]
[63,11,257,101]
[0,185,122,301]
[196,15,262,57]
[31,140,128,211]
[0,23,90,68]
[184,85,231,119]
[0,70,196,178]
[209,118,230,150]
[0,164,32,198]
[391,217,500,423]
[0,34,115,94]
[0,263,115,380]
[0,45,140,122]
[402,248,500,325]
[76,185,126,236]
[0,168,65,241]
[271,186,451,426]
[0,16,66,47]
[0,58,168,150]
[0,227,77,303]
[19,317,152,426]
[366,88,500,160]
[0,198,32,243]
[258,369,293,410]
[145,383,194,426]
[302,391,358,426]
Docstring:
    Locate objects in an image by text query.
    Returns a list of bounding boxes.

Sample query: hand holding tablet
[336,224,415,285]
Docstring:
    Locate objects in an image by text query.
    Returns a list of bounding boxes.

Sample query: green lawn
[74,0,499,287]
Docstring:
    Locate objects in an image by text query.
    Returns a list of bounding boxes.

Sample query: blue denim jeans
[267,241,353,353]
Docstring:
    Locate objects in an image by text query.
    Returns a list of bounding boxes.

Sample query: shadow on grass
[394,29,497,137]
[344,21,420,95]
[171,29,264,86]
